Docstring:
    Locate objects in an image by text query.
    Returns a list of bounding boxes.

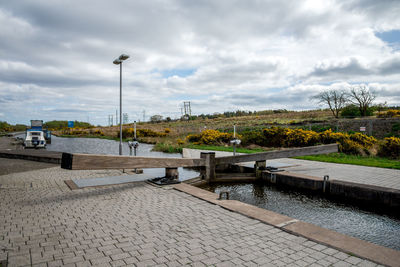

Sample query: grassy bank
[296,153,400,170]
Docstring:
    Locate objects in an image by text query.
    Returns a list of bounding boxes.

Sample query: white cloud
[0,0,399,125]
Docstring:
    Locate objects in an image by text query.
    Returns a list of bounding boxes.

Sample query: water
[201,182,400,250]
[46,135,199,181]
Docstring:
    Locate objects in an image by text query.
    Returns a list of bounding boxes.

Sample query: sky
[1,0,400,126]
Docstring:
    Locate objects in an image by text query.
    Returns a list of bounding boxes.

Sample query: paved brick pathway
[0,167,382,266]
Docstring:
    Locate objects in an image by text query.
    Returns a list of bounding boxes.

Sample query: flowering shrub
[262,127,318,147]
[338,138,364,155]
[284,128,319,147]
[62,127,88,136]
[185,129,236,145]
[349,132,377,149]
[176,138,185,145]
[185,127,379,156]
[241,130,266,146]
[377,109,400,118]
[89,129,104,136]
[262,127,287,146]
[119,128,167,138]
[378,137,400,159]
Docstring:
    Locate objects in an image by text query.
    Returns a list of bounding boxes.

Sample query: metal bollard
[323,175,329,193]
[219,191,230,200]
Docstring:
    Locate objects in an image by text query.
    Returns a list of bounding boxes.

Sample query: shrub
[340,104,361,117]
[262,127,287,147]
[164,128,171,134]
[318,129,347,144]
[241,130,266,146]
[284,128,319,147]
[378,137,400,159]
[119,128,167,138]
[349,133,377,149]
[339,139,364,155]
[340,104,373,117]
[377,109,400,118]
[176,138,185,145]
[185,129,235,145]
[262,127,319,147]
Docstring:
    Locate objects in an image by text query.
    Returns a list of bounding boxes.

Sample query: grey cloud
[377,58,400,75]
[307,58,371,78]
[306,57,400,79]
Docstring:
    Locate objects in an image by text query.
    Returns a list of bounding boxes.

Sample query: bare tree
[311,89,347,118]
[348,85,376,116]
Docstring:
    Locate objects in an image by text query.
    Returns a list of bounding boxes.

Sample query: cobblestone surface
[0,167,382,266]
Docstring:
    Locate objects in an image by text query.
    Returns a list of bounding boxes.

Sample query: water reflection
[202,182,400,250]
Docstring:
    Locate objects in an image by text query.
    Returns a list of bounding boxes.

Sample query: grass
[152,143,183,153]
[296,153,400,169]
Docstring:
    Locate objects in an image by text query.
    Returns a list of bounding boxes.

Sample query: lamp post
[113,54,130,155]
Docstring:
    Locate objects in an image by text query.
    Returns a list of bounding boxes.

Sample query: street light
[113,54,130,155]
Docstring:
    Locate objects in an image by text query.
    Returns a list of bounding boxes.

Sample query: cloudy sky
[1,0,400,126]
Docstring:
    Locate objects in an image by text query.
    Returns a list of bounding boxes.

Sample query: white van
[24,130,46,148]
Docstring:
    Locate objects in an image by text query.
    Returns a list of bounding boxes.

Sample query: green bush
[340,104,373,117]
[241,130,267,146]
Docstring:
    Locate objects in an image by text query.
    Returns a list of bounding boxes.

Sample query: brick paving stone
[0,167,381,267]
[7,254,31,266]
[47,260,63,267]
[345,256,363,265]
[123,256,138,265]
[333,261,354,267]
[62,255,84,265]
[75,261,92,267]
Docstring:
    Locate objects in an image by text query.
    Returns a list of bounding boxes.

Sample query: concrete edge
[64,180,78,190]
[64,179,145,190]
[0,151,61,164]
[284,221,400,267]
[173,183,400,267]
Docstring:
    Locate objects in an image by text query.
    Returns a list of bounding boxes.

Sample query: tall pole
[119,63,122,155]
[134,121,137,156]
[233,124,236,156]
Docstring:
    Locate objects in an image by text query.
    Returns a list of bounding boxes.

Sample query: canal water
[46,135,400,250]
[46,135,199,181]
[201,182,400,250]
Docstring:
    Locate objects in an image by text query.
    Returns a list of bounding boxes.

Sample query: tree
[348,85,376,117]
[311,89,347,118]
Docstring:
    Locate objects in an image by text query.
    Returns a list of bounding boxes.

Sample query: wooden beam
[61,153,205,170]
[215,144,338,165]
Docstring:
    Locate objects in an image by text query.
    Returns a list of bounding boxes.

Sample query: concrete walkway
[0,167,382,266]
[267,158,400,190]
[183,148,400,190]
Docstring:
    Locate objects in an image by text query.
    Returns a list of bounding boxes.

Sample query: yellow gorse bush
[378,109,400,118]
[185,127,379,155]
[378,137,400,159]
[119,128,167,138]
[185,129,237,145]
